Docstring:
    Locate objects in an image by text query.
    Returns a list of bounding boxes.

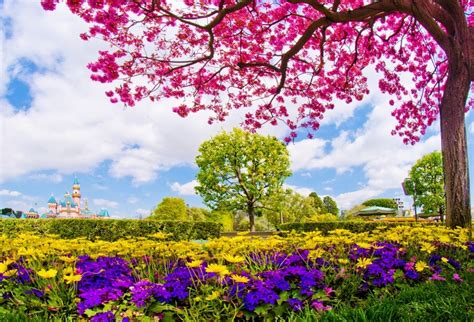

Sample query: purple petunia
[131,280,170,307]
[91,311,115,322]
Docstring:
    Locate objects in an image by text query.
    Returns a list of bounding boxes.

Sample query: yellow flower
[205,264,229,276]
[421,243,435,254]
[356,258,373,269]
[338,258,349,265]
[63,267,75,275]
[0,263,8,274]
[357,242,372,249]
[37,269,57,279]
[231,274,249,284]
[4,269,18,277]
[63,273,82,284]
[59,256,77,263]
[186,260,202,268]
[205,291,220,301]
[223,254,245,263]
[308,249,325,260]
[415,261,428,272]
[441,257,449,263]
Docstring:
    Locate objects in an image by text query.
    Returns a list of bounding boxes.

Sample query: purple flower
[287,298,303,311]
[131,280,170,307]
[25,288,44,299]
[429,273,446,281]
[404,270,420,280]
[242,280,279,311]
[447,258,462,270]
[452,273,463,283]
[91,311,115,322]
[311,300,332,312]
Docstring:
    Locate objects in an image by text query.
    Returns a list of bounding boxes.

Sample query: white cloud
[293,101,441,210]
[282,183,314,197]
[469,121,474,134]
[127,197,139,204]
[170,180,198,196]
[287,139,326,172]
[93,198,118,209]
[0,189,22,197]
[28,173,63,183]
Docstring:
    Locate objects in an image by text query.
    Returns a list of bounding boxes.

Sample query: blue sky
[1,1,473,218]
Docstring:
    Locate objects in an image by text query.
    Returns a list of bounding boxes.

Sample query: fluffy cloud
[294,102,441,209]
[282,183,314,197]
[127,197,139,204]
[28,173,63,183]
[93,198,119,209]
[0,189,22,197]
[170,180,198,196]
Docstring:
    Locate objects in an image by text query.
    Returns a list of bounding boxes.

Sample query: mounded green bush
[278,221,439,234]
[0,218,221,241]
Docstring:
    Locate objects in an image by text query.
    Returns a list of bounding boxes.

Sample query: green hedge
[278,221,439,234]
[0,219,221,241]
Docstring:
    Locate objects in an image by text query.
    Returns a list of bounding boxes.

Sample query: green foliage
[303,213,339,222]
[195,128,291,231]
[407,151,445,217]
[278,221,438,234]
[323,196,339,216]
[205,210,234,232]
[362,198,398,209]
[0,219,221,241]
[263,189,318,228]
[150,197,188,221]
[309,192,327,213]
[187,207,210,222]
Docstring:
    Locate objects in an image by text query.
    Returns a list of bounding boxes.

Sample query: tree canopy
[195,128,291,231]
[362,198,398,209]
[323,196,339,216]
[407,151,445,221]
[149,197,188,221]
[42,0,473,230]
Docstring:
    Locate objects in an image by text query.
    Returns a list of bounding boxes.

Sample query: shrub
[0,219,221,241]
[362,198,398,209]
[278,221,438,234]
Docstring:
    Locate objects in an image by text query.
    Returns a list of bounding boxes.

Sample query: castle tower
[72,177,81,210]
[47,194,57,214]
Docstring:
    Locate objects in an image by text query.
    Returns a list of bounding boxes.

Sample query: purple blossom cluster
[76,256,134,314]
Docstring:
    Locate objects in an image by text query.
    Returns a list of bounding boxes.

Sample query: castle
[24,177,110,219]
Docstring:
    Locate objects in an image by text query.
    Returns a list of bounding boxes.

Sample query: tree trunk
[248,203,255,232]
[439,55,471,235]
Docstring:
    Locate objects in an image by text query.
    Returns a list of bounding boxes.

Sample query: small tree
[264,189,318,228]
[323,196,339,216]
[150,197,188,221]
[309,192,327,214]
[407,151,445,222]
[362,198,398,209]
[195,128,291,232]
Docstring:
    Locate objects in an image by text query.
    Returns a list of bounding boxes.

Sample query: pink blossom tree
[41,0,473,230]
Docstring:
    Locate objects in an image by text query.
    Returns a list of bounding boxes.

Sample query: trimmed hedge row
[278,221,439,234]
[0,219,221,241]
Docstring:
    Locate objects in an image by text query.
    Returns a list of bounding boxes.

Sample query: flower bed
[0,226,472,320]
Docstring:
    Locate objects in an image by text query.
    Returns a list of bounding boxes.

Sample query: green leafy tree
[407,151,445,222]
[362,198,398,209]
[309,192,327,214]
[323,196,339,216]
[264,189,318,228]
[186,207,210,222]
[195,128,291,232]
[150,197,188,221]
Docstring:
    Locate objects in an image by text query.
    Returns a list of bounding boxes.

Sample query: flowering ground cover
[0,226,472,321]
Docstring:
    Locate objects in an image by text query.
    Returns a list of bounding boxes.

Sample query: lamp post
[402,178,418,222]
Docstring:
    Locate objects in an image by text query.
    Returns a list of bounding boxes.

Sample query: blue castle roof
[73,177,80,185]
[98,208,110,217]
[47,195,57,204]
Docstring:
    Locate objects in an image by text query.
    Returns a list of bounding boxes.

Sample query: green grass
[291,273,474,322]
